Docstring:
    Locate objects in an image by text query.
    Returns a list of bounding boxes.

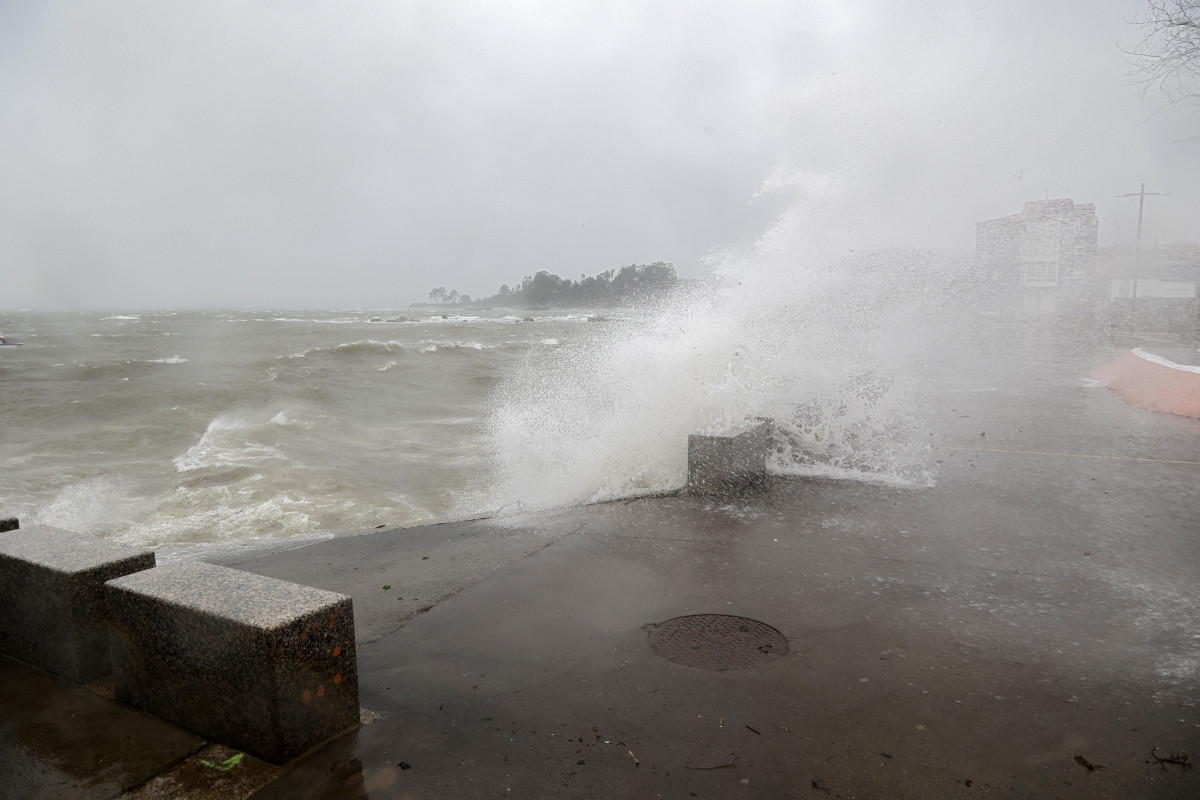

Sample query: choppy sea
[0,308,613,555]
[4,251,996,557]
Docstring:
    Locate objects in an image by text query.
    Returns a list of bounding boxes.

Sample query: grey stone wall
[0,525,154,682]
[105,561,360,764]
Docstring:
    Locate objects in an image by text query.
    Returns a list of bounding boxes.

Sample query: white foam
[34,475,152,535]
[283,339,408,359]
[418,340,491,353]
[174,411,294,472]
[271,316,361,324]
[114,485,319,547]
[481,192,955,514]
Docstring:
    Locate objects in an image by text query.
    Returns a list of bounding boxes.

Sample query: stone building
[976,198,1099,288]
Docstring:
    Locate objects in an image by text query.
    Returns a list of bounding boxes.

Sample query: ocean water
[0,308,598,553]
[4,214,1000,557]
[1,265,962,557]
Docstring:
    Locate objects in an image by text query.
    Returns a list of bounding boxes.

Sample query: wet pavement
[0,657,203,799]
[3,345,1200,798]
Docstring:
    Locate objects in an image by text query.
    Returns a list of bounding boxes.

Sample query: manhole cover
[647,615,787,670]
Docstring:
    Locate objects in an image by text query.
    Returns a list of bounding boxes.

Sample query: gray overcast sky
[1,0,1195,309]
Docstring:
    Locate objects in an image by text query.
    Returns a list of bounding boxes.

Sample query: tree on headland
[424,286,471,305]
[422,262,678,308]
[1127,1,1200,113]
[476,262,678,307]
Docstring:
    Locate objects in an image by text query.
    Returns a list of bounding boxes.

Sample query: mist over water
[4,0,1197,558]
[484,190,973,513]
[3,173,1116,555]
[1,186,1030,553]
[3,239,972,554]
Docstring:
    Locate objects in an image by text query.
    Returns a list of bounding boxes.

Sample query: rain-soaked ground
[3,341,1199,799]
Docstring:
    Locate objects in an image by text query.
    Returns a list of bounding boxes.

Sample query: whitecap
[34,475,151,535]
[417,340,490,352]
[283,339,409,359]
[174,413,292,472]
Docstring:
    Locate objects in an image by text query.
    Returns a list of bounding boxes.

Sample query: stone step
[105,561,359,764]
[0,525,154,682]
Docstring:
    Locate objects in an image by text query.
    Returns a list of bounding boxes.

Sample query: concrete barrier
[687,419,775,495]
[105,561,359,764]
[0,517,18,532]
[0,525,155,682]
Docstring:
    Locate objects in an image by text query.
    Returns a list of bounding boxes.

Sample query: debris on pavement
[199,753,244,771]
[685,755,739,770]
[1150,748,1191,770]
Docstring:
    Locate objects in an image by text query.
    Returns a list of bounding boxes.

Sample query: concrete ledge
[1,517,18,532]
[0,525,155,682]
[687,419,774,495]
[105,561,359,765]
[1091,348,1200,419]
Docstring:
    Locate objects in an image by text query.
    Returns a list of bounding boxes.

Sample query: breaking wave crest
[284,339,501,360]
[484,193,961,513]
[173,407,319,472]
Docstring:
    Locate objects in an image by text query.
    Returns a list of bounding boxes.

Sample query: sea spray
[483,192,970,513]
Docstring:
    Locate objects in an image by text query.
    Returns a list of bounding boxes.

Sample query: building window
[1021,264,1059,287]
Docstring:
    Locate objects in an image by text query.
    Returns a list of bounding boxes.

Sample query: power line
[1116,183,1168,256]
[1115,183,1168,291]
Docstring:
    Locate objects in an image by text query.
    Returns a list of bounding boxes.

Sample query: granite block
[0,525,155,682]
[0,517,18,532]
[687,419,775,495]
[104,561,359,765]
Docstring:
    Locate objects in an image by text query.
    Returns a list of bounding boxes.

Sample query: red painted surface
[1091,350,1200,419]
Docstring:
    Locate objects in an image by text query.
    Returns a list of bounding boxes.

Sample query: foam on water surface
[0,309,515,547]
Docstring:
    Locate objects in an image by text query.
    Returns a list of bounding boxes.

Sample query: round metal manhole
[647,614,787,670]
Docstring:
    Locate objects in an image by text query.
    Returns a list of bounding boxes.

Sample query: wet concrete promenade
[3,347,1200,798]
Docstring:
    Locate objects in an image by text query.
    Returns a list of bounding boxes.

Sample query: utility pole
[1116,183,1168,294]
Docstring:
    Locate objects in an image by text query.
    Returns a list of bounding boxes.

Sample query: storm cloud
[0,0,1194,309]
